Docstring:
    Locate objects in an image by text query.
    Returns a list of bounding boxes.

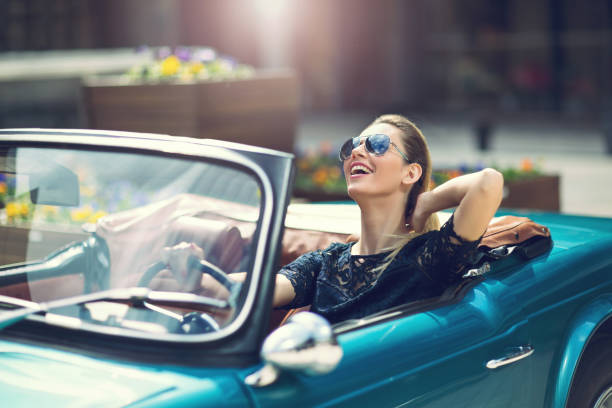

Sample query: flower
[88,210,108,223]
[5,202,18,218]
[175,46,192,62]
[160,55,181,76]
[71,205,94,222]
[447,170,462,179]
[294,145,347,196]
[125,46,255,83]
[432,159,545,185]
[312,168,329,186]
[520,158,533,172]
[190,61,205,75]
[19,202,29,216]
[4,202,30,220]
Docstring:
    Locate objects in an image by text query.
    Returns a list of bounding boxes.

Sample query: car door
[245,278,534,408]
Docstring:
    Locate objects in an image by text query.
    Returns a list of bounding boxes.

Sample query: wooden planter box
[501,175,560,212]
[293,175,560,212]
[0,225,87,266]
[82,70,299,153]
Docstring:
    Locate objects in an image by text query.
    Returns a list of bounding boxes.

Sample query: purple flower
[175,46,192,62]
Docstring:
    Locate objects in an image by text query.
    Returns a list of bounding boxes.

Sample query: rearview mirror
[29,163,79,207]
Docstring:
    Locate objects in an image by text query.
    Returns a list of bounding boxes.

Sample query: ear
[401,163,422,186]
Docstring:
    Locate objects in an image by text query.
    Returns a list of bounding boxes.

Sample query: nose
[350,138,368,159]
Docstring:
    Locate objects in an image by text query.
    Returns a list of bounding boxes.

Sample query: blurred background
[0,0,611,216]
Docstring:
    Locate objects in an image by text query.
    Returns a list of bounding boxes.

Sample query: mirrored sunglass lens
[366,134,390,155]
[340,139,354,160]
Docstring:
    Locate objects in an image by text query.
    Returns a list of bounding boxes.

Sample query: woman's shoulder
[294,241,351,261]
[322,241,352,255]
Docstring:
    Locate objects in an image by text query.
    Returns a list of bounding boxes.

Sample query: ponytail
[368,114,439,272]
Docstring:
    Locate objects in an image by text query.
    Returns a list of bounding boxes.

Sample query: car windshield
[0,144,262,337]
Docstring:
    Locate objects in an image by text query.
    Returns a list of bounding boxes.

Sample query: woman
[162,114,504,324]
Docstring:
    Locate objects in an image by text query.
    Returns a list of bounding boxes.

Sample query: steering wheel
[136,256,241,334]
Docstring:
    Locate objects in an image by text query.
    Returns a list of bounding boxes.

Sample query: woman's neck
[353,194,410,255]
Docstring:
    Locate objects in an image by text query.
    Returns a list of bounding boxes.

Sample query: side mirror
[245,312,343,387]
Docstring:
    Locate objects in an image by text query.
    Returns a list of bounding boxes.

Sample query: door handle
[486,345,534,369]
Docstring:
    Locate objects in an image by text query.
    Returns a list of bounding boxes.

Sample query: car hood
[0,339,245,407]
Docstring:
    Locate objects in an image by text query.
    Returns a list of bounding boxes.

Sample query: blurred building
[1,0,611,144]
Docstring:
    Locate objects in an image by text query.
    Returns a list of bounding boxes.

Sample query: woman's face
[342,123,412,199]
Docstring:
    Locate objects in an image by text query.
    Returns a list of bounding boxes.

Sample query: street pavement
[295,111,612,218]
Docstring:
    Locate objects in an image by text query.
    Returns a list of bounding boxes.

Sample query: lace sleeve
[416,213,482,282]
[277,250,324,309]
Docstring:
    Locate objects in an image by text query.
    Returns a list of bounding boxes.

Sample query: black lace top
[278,214,481,324]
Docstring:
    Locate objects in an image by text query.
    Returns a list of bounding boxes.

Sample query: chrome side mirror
[245,312,343,387]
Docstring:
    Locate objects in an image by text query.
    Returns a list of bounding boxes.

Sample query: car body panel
[244,212,612,407]
[0,339,250,408]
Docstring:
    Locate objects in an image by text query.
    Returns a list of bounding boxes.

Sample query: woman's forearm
[427,168,503,212]
[273,274,296,308]
[424,168,504,240]
[205,272,295,308]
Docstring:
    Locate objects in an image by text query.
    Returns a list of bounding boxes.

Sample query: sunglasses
[339,134,410,162]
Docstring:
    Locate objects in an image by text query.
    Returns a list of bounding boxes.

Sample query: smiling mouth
[350,164,373,175]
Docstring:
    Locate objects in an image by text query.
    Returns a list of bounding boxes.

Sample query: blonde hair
[368,114,440,271]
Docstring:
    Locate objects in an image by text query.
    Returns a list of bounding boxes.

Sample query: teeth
[351,165,372,175]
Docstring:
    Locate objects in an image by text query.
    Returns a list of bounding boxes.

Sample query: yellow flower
[19,202,29,216]
[71,205,94,222]
[5,202,18,218]
[88,210,108,223]
[190,61,205,75]
[0,182,6,194]
[160,55,181,76]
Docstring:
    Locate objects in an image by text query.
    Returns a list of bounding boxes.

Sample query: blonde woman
[161,114,504,324]
[269,114,503,323]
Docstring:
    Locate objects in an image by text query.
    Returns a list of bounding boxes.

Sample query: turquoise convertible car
[0,129,611,408]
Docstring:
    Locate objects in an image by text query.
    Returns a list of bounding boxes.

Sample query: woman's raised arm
[410,168,504,241]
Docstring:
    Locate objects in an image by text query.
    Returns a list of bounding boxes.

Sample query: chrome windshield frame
[0,129,286,343]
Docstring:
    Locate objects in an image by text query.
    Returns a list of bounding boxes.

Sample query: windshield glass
[0,144,262,336]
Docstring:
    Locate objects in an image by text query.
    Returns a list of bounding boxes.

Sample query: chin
[346,185,369,201]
